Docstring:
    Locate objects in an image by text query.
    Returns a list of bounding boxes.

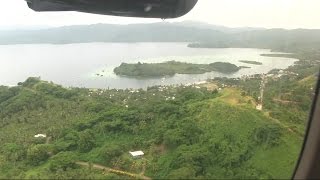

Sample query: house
[129,151,144,158]
[34,134,46,138]
[256,104,262,111]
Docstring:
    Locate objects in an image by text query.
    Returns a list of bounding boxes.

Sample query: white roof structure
[34,134,46,138]
[256,104,262,111]
[129,151,144,157]
[194,81,206,85]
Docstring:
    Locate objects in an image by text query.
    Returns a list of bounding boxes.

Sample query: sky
[0,0,320,29]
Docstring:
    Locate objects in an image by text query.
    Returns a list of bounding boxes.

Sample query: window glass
[0,0,319,179]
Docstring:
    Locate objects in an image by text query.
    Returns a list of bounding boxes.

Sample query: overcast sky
[1,0,320,29]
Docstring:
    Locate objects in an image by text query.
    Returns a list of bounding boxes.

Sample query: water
[0,42,297,89]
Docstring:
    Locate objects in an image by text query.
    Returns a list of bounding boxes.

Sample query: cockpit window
[0,0,319,179]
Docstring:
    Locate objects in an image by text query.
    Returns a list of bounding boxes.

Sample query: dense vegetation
[239,60,263,65]
[1,48,318,178]
[0,77,303,179]
[0,27,319,177]
[212,58,319,136]
[114,61,241,77]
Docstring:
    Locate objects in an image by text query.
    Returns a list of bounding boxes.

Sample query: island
[113,61,241,77]
[239,66,251,69]
[187,43,229,48]
[239,60,263,65]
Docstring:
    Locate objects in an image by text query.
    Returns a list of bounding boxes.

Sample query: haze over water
[0,42,297,89]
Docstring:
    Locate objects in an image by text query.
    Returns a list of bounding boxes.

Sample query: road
[76,161,151,180]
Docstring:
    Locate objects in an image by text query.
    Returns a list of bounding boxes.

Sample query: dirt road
[76,161,151,180]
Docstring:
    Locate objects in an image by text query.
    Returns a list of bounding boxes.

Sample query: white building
[194,81,206,85]
[34,134,46,138]
[256,104,262,111]
[129,151,144,158]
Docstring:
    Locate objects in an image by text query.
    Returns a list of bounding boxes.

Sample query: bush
[27,144,51,166]
[77,129,95,152]
[99,144,123,164]
[49,151,77,172]
[253,124,283,147]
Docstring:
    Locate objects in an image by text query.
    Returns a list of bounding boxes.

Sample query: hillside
[1,21,320,53]
[0,46,318,178]
[0,22,227,44]
[0,76,305,179]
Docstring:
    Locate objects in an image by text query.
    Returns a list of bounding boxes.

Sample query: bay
[0,42,297,89]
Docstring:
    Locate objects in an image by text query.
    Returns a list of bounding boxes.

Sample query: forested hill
[1,48,318,178]
[1,21,320,53]
[0,22,227,44]
[0,76,304,179]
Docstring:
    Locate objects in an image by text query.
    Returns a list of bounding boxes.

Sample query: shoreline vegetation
[113,61,242,78]
[239,60,263,65]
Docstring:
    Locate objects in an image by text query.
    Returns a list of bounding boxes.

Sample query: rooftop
[129,151,144,157]
[34,134,46,138]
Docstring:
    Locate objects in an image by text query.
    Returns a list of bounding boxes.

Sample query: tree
[99,144,123,164]
[49,151,77,172]
[2,143,26,162]
[253,124,283,146]
[27,144,50,165]
[21,77,41,87]
[163,129,184,147]
[170,144,210,176]
[77,129,95,152]
[168,166,196,179]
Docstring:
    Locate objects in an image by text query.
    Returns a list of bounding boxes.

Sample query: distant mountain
[192,28,320,52]
[0,21,319,53]
[172,20,265,33]
[0,22,229,44]
[0,25,52,31]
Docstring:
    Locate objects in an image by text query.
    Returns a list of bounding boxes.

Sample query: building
[129,151,144,158]
[256,104,262,111]
[34,134,46,138]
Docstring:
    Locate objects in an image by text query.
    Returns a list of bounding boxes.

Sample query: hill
[0,42,318,179]
[0,76,304,179]
[0,22,227,44]
[1,21,320,53]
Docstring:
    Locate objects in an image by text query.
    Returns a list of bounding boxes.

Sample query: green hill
[0,77,303,179]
